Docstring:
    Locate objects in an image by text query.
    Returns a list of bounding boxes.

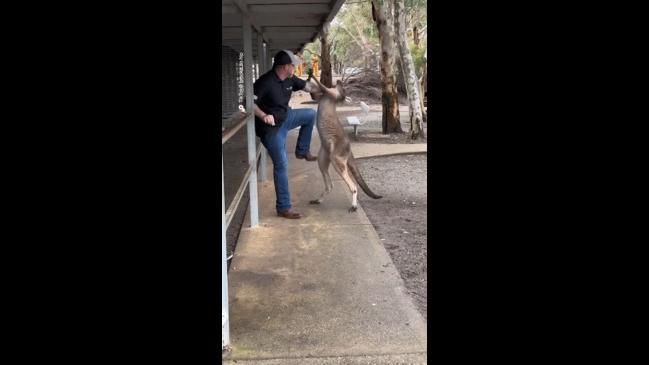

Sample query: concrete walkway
[223,129,427,364]
[352,142,426,159]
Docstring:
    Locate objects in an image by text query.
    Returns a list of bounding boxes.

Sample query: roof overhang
[222,0,346,56]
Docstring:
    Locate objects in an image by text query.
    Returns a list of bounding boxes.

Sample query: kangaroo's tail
[347,157,382,199]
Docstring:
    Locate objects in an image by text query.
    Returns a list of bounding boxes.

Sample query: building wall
[222,46,265,130]
[221,46,240,128]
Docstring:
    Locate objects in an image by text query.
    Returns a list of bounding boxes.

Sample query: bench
[345,101,370,140]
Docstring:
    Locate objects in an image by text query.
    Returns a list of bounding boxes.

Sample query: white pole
[221,155,230,348]
[257,34,267,182]
[243,17,259,227]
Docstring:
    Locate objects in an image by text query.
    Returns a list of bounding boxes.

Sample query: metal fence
[222,21,270,349]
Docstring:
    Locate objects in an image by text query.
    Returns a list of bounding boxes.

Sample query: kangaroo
[304,75,382,212]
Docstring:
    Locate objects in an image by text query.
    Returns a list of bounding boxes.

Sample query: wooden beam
[222,28,242,39]
[247,0,329,4]
[222,14,242,27]
[252,15,321,27]
[266,31,316,40]
[222,5,237,14]
[263,26,319,33]
[231,0,268,43]
[324,0,346,24]
[304,0,346,52]
[249,4,329,14]
[226,39,303,49]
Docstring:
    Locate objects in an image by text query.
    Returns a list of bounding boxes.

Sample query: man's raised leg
[283,108,317,160]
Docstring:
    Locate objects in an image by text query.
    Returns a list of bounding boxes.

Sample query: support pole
[257,34,267,182]
[221,155,230,349]
[243,17,259,228]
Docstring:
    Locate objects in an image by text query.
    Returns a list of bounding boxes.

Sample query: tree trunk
[371,0,402,134]
[394,0,424,139]
[419,62,427,123]
[413,24,419,46]
[320,31,333,87]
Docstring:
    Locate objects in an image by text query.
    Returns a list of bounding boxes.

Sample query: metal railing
[222,21,271,350]
[221,113,263,229]
[222,110,259,350]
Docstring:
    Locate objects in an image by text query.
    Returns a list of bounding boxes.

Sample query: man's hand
[262,114,275,126]
[254,104,275,126]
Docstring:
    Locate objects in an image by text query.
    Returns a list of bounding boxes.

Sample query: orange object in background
[312,58,319,77]
[294,54,305,76]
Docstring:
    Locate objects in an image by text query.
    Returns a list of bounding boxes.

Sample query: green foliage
[300,0,426,72]
[408,42,426,78]
[328,2,378,68]
[302,39,321,65]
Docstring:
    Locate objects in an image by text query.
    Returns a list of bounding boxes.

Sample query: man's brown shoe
[277,209,301,219]
[295,152,317,161]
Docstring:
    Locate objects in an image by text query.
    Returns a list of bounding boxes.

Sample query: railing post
[222,154,230,349]
[257,36,267,182]
[243,17,259,228]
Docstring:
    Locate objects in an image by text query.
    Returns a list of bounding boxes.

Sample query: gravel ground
[356,154,427,319]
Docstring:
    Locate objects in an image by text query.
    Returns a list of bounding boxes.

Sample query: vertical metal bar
[259,39,266,73]
[257,36,267,182]
[243,17,259,228]
[222,155,230,348]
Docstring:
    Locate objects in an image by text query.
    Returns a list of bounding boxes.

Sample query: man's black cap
[273,50,300,67]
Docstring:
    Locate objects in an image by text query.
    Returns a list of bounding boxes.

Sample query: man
[253,50,318,219]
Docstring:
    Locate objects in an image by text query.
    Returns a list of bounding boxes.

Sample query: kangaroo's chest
[316,107,344,141]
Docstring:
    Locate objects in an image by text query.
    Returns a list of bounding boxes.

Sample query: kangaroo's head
[305,76,346,104]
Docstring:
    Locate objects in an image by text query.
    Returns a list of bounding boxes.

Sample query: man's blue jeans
[260,108,317,213]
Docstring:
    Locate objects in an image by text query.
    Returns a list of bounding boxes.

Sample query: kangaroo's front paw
[309,199,321,205]
[348,206,357,213]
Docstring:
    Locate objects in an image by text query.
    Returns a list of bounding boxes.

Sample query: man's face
[276,63,296,80]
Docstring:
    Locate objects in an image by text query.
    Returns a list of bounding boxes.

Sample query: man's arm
[253,78,275,126]
[297,74,321,94]
[302,78,319,94]
[254,103,275,126]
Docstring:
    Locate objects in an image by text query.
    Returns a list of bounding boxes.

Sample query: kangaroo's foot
[348,205,357,213]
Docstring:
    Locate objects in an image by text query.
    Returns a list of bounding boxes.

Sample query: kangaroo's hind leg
[309,148,334,204]
[331,156,358,213]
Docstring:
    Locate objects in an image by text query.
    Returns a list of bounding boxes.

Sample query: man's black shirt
[253,69,306,137]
